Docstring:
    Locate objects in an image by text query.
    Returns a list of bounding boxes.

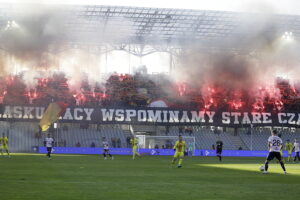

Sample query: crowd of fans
[1,71,300,112]
[0,72,174,108]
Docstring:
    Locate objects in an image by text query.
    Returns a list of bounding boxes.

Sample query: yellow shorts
[132,146,137,153]
[2,145,8,150]
[288,151,292,155]
[174,152,184,158]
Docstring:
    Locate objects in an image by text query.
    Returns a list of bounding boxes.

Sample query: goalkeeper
[171,135,186,168]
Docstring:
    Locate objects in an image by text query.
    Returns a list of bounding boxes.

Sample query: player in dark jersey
[216,140,223,161]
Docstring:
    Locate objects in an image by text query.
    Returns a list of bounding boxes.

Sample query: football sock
[279,161,286,171]
[264,161,269,171]
[178,158,183,166]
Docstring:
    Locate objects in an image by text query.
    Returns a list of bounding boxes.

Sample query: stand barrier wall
[38,147,296,157]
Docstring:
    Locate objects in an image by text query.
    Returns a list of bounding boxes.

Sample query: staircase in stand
[228,133,249,150]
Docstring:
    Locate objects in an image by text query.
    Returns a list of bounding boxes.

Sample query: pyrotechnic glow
[0,1,299,111]
[229,100,243,110]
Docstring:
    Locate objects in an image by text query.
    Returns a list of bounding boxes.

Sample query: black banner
[0,105,300,127]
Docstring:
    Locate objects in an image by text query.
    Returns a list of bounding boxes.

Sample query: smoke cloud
[0,2,299,108]
[172,8,300,107]
[0,4,66,69]
[0,4,134,92]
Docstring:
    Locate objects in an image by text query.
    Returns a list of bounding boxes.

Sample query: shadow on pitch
[194,162,300,176]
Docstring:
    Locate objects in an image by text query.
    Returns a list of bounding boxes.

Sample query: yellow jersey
[2,137,8,146]
[285,142,293,152]
[173,141,186,153]
[130,138,138,147]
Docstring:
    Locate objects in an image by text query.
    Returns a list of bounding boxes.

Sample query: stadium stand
[0,120,299,152]
[2,73,300,112]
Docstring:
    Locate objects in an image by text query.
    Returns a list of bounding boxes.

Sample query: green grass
[1,154,300,200]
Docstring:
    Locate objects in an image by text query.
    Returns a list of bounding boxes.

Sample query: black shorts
[103,149,110,153]
[216,149,222,155]
[266,151,282,161]
[46,147,52,152]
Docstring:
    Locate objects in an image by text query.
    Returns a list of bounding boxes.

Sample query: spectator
[179,127,183,134]
[76,142,81,147]
[97,124,101,131]
[166,140,172,149]
[189,128,193,136]
[117,138,121,148]
[185,127,193,136]
[185,127,189,134]
[234,127,238,136]
[212,144,215,150]
[126,136,131,148]
[165,126,169,135]
[214,129,218,134]
[91,142,96,148]
[111,137,116,148]
[238,146,243,150]
[34,131,41,139]
[154,144,160,155]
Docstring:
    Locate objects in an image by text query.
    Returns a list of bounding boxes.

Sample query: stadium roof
[0,4,300,50]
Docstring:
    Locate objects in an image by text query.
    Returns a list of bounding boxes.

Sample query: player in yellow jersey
[171,135,186,168]
[130,135,140,160]
[0,135,10,157]
[285,139,293,162]
[0,136,3,156]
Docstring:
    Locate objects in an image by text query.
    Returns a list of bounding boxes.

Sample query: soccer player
[0,134,10,157]
[292,139,300,162]
[263,130,286,174]
[171,135,186,168]
[102,137,113,160]
[277,134,283,164]
[0,135,3,156]
[130,135,140,160]
[285,139,293,162]
[216,140,223,161]
[44,134,54,159]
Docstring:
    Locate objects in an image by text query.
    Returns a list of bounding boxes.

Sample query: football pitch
[1,154,299,200]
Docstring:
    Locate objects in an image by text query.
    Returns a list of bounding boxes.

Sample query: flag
[39,102,68,132]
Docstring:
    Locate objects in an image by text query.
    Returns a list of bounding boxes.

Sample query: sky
[0,0,299,15]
